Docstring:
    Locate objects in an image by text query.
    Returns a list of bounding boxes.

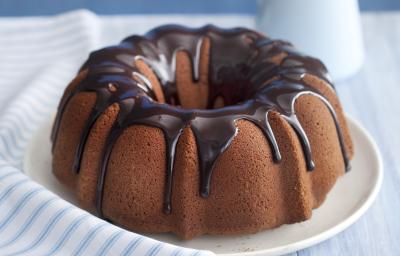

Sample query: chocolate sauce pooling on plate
[51,25,350,216]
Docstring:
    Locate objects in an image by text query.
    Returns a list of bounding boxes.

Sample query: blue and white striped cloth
[0,10,215,256]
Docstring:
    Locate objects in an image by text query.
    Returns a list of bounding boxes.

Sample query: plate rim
[23,115,384,256]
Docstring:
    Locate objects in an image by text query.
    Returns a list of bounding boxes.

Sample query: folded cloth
[0,10,214,256]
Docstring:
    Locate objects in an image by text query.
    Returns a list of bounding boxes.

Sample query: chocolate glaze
[51,24,350,217]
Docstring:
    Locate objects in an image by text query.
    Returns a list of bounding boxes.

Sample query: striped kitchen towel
[0,10,214,256]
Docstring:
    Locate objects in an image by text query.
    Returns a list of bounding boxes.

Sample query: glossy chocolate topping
[51,25,350,217]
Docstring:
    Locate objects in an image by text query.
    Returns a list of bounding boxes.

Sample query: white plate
[24,116,383,256]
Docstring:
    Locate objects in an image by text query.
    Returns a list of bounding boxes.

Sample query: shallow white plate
[24,116,383,256]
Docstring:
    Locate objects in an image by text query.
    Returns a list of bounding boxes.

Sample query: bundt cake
[51,24,354,239]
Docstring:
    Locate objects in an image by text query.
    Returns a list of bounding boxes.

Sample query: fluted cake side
[52,25,353,239]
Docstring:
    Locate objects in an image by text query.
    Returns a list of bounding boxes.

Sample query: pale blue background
[0,0,399,16]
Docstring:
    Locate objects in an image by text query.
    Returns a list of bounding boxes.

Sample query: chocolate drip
[51,25,350,217]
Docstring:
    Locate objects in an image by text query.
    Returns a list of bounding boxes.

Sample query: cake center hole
[135,43,256,110]
[171,65,255,110]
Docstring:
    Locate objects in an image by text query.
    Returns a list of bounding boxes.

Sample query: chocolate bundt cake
[52,25,354,239]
